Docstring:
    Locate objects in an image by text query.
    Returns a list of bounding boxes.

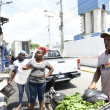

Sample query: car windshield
[44,50,61,58]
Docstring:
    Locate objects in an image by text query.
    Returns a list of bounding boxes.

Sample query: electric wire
[6,5,44,16]
[5,0,109,44]
[63,0,89,15]
[5,0,91,38]
[64,0,110,24]
[35,0,97,38]
[38,0,110,44]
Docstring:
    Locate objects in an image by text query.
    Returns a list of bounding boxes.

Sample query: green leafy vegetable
[55,92,104,110]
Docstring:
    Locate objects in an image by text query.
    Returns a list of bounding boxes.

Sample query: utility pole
[45,15,54,49]
[60,0,64,56]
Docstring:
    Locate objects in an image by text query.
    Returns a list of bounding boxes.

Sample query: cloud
[2,0,82,48]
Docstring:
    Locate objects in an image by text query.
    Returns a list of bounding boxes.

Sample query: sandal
[28,104,30,110]
[28,106,31,110]
[16,105,22,110]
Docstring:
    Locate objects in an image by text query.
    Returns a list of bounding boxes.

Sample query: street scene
[1,0,110,110]
[7,68,101,110]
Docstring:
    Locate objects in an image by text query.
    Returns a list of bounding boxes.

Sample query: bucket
[0,84,15,98]
[14,65,31,84]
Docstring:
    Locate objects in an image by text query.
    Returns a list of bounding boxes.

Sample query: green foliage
[46,44,49,47]
[29,39,32,44]
[30,44,40,50]
[55,92,104,110]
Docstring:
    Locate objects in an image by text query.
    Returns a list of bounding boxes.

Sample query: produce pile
[55,92,105,110]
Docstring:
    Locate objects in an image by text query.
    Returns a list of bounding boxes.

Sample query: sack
[0,84,15,98]
[82,89,109,103]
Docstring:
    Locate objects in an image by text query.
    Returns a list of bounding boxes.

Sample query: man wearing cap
[8,50,30,110]
[89,33,110,96]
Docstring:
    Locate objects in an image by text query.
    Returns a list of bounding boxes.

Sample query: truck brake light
[77,59,80,70]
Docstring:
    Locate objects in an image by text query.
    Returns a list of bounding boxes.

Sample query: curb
[80,69,95,73]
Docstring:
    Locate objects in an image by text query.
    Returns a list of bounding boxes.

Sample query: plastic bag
[82,89,109,103]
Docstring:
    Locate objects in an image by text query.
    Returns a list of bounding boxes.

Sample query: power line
[64,0,110,24]
[7,0,90,40]
[63,0,97,23]
[7,0,90,39]
[40,0,110,44]
[63,0,89,15]
[37,0,97,38]
[7,5,44,16]
[6,0,108,43]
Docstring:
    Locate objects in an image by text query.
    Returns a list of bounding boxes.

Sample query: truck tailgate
[45,58,78,75]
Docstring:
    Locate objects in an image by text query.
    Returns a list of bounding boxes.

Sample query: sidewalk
[80,66,96,73]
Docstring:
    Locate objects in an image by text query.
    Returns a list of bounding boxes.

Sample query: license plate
[58,74,65,78]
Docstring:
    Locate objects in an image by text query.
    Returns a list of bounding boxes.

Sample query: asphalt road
[7,70,101,110]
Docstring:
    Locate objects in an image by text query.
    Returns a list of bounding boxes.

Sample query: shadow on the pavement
[45,81,77,92]
[23,108,45,110]
[7,101,38,110]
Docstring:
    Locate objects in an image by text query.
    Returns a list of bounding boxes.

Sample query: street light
[44,9,64,56]
[44,10,60,18]
[6,1,13,4]
[0,1,13,26]
[0,0,13,40]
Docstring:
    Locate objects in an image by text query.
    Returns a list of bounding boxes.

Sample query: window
[44,51,53,57]
[102,4,105,10]
[53,50,60,56]
[44,50,61,58]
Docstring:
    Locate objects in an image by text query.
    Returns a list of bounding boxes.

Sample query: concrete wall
[64,35,105,67]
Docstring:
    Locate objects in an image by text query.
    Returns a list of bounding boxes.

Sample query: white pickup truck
[30,50,81,82]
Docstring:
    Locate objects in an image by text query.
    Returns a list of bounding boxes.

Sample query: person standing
[22,47,54,110]
[88,33,110,96]
[8,50,30,110]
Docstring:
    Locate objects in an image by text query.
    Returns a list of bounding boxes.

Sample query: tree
[29,39,32,44]
[30,44,40,50]
[46,44,49,47]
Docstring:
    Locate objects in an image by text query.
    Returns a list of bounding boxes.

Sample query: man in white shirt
[89,33,110,96]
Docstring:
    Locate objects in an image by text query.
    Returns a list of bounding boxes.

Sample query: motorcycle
[45,72,110,110]
[45,72,66,110]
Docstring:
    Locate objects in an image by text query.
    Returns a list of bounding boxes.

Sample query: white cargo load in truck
[11,40,30,58]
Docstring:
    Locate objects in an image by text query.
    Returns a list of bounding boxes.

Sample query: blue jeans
[17,78,30,105]
[29,82,47,103]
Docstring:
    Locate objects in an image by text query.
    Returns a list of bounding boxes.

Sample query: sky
[1,0,110,48]
[1,0,81,48]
